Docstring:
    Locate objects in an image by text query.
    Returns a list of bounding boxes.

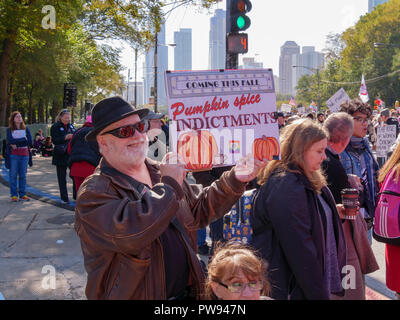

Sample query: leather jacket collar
[99,157,161,192]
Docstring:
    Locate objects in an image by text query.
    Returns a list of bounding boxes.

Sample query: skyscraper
[123,81,144,107]
[292,46,324,95]
[209,9,226,70]
[144,23,168,107]
[279,41,300,95]
[368,0,389,12]
[239,57,263,69]
[174,28,192,71]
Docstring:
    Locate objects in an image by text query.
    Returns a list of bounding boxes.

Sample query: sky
[117,0,369,82]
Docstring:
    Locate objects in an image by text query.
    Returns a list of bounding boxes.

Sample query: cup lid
[341,188,359,195]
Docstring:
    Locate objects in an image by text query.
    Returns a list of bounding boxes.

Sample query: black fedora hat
[86,96,149,141]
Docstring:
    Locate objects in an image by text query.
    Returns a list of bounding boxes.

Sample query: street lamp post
[153,36,176,113]
[292,65,321,110]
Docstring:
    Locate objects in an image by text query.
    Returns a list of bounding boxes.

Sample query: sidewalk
[0,155,396,300]
[0,179,86,299]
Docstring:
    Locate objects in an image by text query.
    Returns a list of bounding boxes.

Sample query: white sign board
[165,69,280,170]
[326,88,350,113]
[376,125,397,158]
[280,104,292,113]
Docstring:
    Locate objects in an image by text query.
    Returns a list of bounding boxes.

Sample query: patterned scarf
[349,137,366,154]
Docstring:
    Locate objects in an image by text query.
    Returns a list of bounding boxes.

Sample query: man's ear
[96,135,107,153]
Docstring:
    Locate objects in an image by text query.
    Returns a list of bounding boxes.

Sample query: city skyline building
[174,28,192,71]
[239,57,263,69]
[368,0,389,12]
[291,46,324,95]
[143,23,168,107]
[279,41,300,96]
[208,9,226,70]
[122,81,144,107]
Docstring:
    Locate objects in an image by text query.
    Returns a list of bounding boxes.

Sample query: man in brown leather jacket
[75,97,267,300]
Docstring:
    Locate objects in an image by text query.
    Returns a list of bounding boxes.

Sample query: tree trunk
[45,100,49,124]
[0,36,17,126]
[27,82,35,124]
[38,99,44,123]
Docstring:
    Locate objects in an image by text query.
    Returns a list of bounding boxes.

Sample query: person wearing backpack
[5,111,33,202]
[376,143,400,300]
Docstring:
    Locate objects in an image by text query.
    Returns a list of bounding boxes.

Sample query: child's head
[205,242,270,300]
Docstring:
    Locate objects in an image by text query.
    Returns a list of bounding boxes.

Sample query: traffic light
[228,0,252,33]
[63,83,77,107]
[70,87,77,107]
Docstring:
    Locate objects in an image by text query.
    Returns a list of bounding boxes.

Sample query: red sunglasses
[101,120,149,139]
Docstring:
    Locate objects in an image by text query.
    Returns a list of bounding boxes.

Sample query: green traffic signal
[229,0,252,33]
[237,16,245,29]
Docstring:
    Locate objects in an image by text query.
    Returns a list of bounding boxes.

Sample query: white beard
[105,137,149,167]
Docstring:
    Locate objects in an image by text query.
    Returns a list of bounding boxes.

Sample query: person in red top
[67,115,101,196]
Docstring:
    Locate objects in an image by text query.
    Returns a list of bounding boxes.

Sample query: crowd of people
[3,95,400,301]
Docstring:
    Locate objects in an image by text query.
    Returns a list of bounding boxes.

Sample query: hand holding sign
[160,152,187,186]
[234,154,268,183]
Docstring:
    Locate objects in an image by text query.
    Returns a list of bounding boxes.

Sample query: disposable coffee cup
[341,188,359,220]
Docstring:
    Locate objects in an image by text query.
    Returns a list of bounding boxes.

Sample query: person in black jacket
[251,118,346,300]
[321,113,355,203]
[67,114,101,198]
[50,109,75,203]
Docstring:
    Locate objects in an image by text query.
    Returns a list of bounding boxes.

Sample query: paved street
[0,180,86,299]
[0,155,396,300]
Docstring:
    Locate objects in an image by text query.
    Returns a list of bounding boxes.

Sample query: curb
[0,160,75,212]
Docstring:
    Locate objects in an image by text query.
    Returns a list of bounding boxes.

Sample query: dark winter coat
[67,123,101,168]
[251,167,346,300]
[322,148,351,204]
[50,121,75,166]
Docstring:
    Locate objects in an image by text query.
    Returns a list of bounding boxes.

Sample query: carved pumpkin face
[177,130,218,171]
[252,136,280,161]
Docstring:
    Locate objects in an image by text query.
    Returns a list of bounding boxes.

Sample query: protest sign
[165,69,279,170]
[376,125,397,158]
[280,104,292,113]
[326,88,350,113]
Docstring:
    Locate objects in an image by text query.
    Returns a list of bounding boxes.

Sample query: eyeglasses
[353,117,369,124]
[101,120,149,138]
[217,280,263,294]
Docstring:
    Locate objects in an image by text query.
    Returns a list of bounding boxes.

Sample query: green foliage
[0,0,222,125]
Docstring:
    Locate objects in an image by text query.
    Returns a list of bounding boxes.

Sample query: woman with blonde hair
[205,242,271,300]
[251,119,346,300]
[377,144,400,300]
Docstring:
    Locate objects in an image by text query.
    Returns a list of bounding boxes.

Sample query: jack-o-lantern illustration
[177,130,218,171]
[252,136,280,161]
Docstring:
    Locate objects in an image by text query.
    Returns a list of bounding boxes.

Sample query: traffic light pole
[226,52,238,70]
[226,1,238,70]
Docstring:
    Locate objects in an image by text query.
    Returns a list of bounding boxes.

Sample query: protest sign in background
[326,88,350,113]
[376,125,397,158]
[165,69,279,170]
[280,104,292,113]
